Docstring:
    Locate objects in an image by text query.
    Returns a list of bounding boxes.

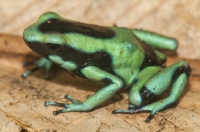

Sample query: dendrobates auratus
[22,12,191,123]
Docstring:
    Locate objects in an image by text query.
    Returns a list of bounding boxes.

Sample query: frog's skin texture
[23,12,191,123]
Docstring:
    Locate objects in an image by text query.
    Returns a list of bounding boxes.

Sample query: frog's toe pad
[21,67,40,79]
[145,114,154,123]
[53,110,63,115]
[44,101,68,107]
[21,71,31,79]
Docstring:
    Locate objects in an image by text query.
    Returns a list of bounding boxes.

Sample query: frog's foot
[113,104,161,123]
[113,100,177,123]
[44,94,88,115]
[22,58,52,79]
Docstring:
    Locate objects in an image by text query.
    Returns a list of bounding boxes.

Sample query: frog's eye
[43,33,66,55]
[45,43,64,54]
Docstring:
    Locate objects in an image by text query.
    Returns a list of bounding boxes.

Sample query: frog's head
[23,12,66,59]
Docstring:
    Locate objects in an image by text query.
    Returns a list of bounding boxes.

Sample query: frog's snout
[23,27,33,42]
[23,28,30,46]
[23,27,39,47]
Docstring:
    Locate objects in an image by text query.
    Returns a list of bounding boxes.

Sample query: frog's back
[102,27,166,86]
[100,27,145,86]
[63,25,146,85]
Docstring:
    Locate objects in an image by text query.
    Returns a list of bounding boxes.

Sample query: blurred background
[0,0,199,59]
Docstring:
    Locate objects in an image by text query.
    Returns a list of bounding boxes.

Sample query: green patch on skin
[49,55,63,64]
[61,61,77,70]
[49,55,77,70]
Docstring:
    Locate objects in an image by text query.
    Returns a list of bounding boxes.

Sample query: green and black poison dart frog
[22,12,191,123]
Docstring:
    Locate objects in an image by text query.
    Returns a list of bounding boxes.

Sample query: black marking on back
[38,18,115,39]
[61,44,114,78]
[140,42,166,70]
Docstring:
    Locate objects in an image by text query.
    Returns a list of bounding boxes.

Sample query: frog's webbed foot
[22,58,52,79]
[44,94,86,115]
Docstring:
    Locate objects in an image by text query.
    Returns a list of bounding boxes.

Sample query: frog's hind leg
[132,29,178,51]
[113,60,191,123]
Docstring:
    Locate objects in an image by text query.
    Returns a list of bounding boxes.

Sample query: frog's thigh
[132,29,177,50]
[133,60,191,122]
[129,66,162,107]
[80,66,124,110]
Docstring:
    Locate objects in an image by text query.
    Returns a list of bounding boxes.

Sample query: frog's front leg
[22,58,52,79]
[45,66,124,115]
[113,60,191,123]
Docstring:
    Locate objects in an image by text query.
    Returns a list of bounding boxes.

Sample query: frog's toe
[112,109,131,114]
[112,104,137,114]
[130,107,147,113]
[44,101,68,107]
[130,107,156,123]
[44,99,88,115]
[112,107,155,123]
[53,110,63,115]
[112,109,120,114]
[21,67,40,78]
[128,104,135,109]
[44,95,84,115]
[52,106,77,115]
[145,114,154,123]
[21,70,31,79]
[22,58,52,79]
[64,94,81,103]
[22,66,50,79]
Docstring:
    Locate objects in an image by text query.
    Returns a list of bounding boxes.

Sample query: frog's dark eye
[43,32,66,55]
[45,43,64,54]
